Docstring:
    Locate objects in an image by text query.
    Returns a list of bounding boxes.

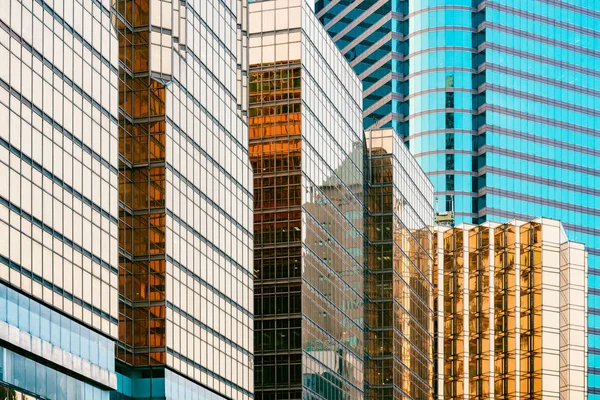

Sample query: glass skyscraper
[317,0,600,394]
[112,0,254,398]
[0,0,120,398]
[2,0,255,398]
[365,129,435,399]
[248,0,366,398]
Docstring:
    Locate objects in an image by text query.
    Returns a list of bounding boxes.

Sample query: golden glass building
[112,0,254,398]
[248,1,366,398]
[0,0,120,398]
[364,129,435,400]
[434,218,588,399]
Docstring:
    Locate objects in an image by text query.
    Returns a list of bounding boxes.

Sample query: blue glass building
[317,0,600,396]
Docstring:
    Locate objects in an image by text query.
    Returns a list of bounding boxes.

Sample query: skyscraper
[248,0,366,398]
[434,218,587,399]
[364,129,435,399]
[0,0,120,398]
[112,0,254,398]
[317,1,600,393]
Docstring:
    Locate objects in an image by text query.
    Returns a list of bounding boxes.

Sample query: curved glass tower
[318,0,600,397]
[407,0,475,222]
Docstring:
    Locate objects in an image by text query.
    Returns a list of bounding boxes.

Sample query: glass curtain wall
[250,62,304,399]
[365,129,435,400]
[249,1,366,398]
[434,219,587,399]
[112,0,167,368]
[0,0,120,397]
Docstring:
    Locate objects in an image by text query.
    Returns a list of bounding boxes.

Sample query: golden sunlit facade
[249,1,366,398]
[113,0,254,398]
[113,0,168,368]
[434,219,587,400]
[364,129,435,400]
[0,0,120,398]
[250,63,304,400]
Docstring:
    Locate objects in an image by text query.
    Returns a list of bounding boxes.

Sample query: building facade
[364,129,435,399]
[248,1,366,398]
[434,218,587,399]
[0,0,120,398]
[316,0,600,393]
[112,0,254,398]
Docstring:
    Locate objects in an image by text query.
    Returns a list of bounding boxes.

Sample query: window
[446,92,454,108]
[445,113,454,129]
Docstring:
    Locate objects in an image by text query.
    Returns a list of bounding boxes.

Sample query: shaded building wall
[365,129,435,400]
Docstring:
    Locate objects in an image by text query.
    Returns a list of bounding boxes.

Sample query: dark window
[446,175,455,191]
[262,329,274,352]
[446,113,455,129]
[446,92,454,108]
[472,197,479,214]
[446,195,453,211]
[290,328,301,349]
[446,154,455,170]
[263,365,275,387]
[276,294,288,314]
[446,133,454,149]
[277,365,289,385]
[290,364,302,385]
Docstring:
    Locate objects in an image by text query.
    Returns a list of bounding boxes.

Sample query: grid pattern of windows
[249,1,365,398]
[471,4,600,394]
[0,0,120,337]
[434,219,587,399]
[318,3,599,394]
[0,0,119,397]
[316,0,404,134]
[301,0,366,393]
[406,1,476,222]
[0,282,115,387]
[316,0,477,221]
[113,0,168,369]
[0,346,111,400]
[113,0,253,398]
[250,64,304,398]
[365,129,435,400]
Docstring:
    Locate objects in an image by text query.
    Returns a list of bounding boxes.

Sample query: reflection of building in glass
[364,129,435,399]
[316,4,600,389]
[249,1,365,398]
[316,0,475,219]
[112,0,254,398]
[434,219,587,399]
[0,0,120,398]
